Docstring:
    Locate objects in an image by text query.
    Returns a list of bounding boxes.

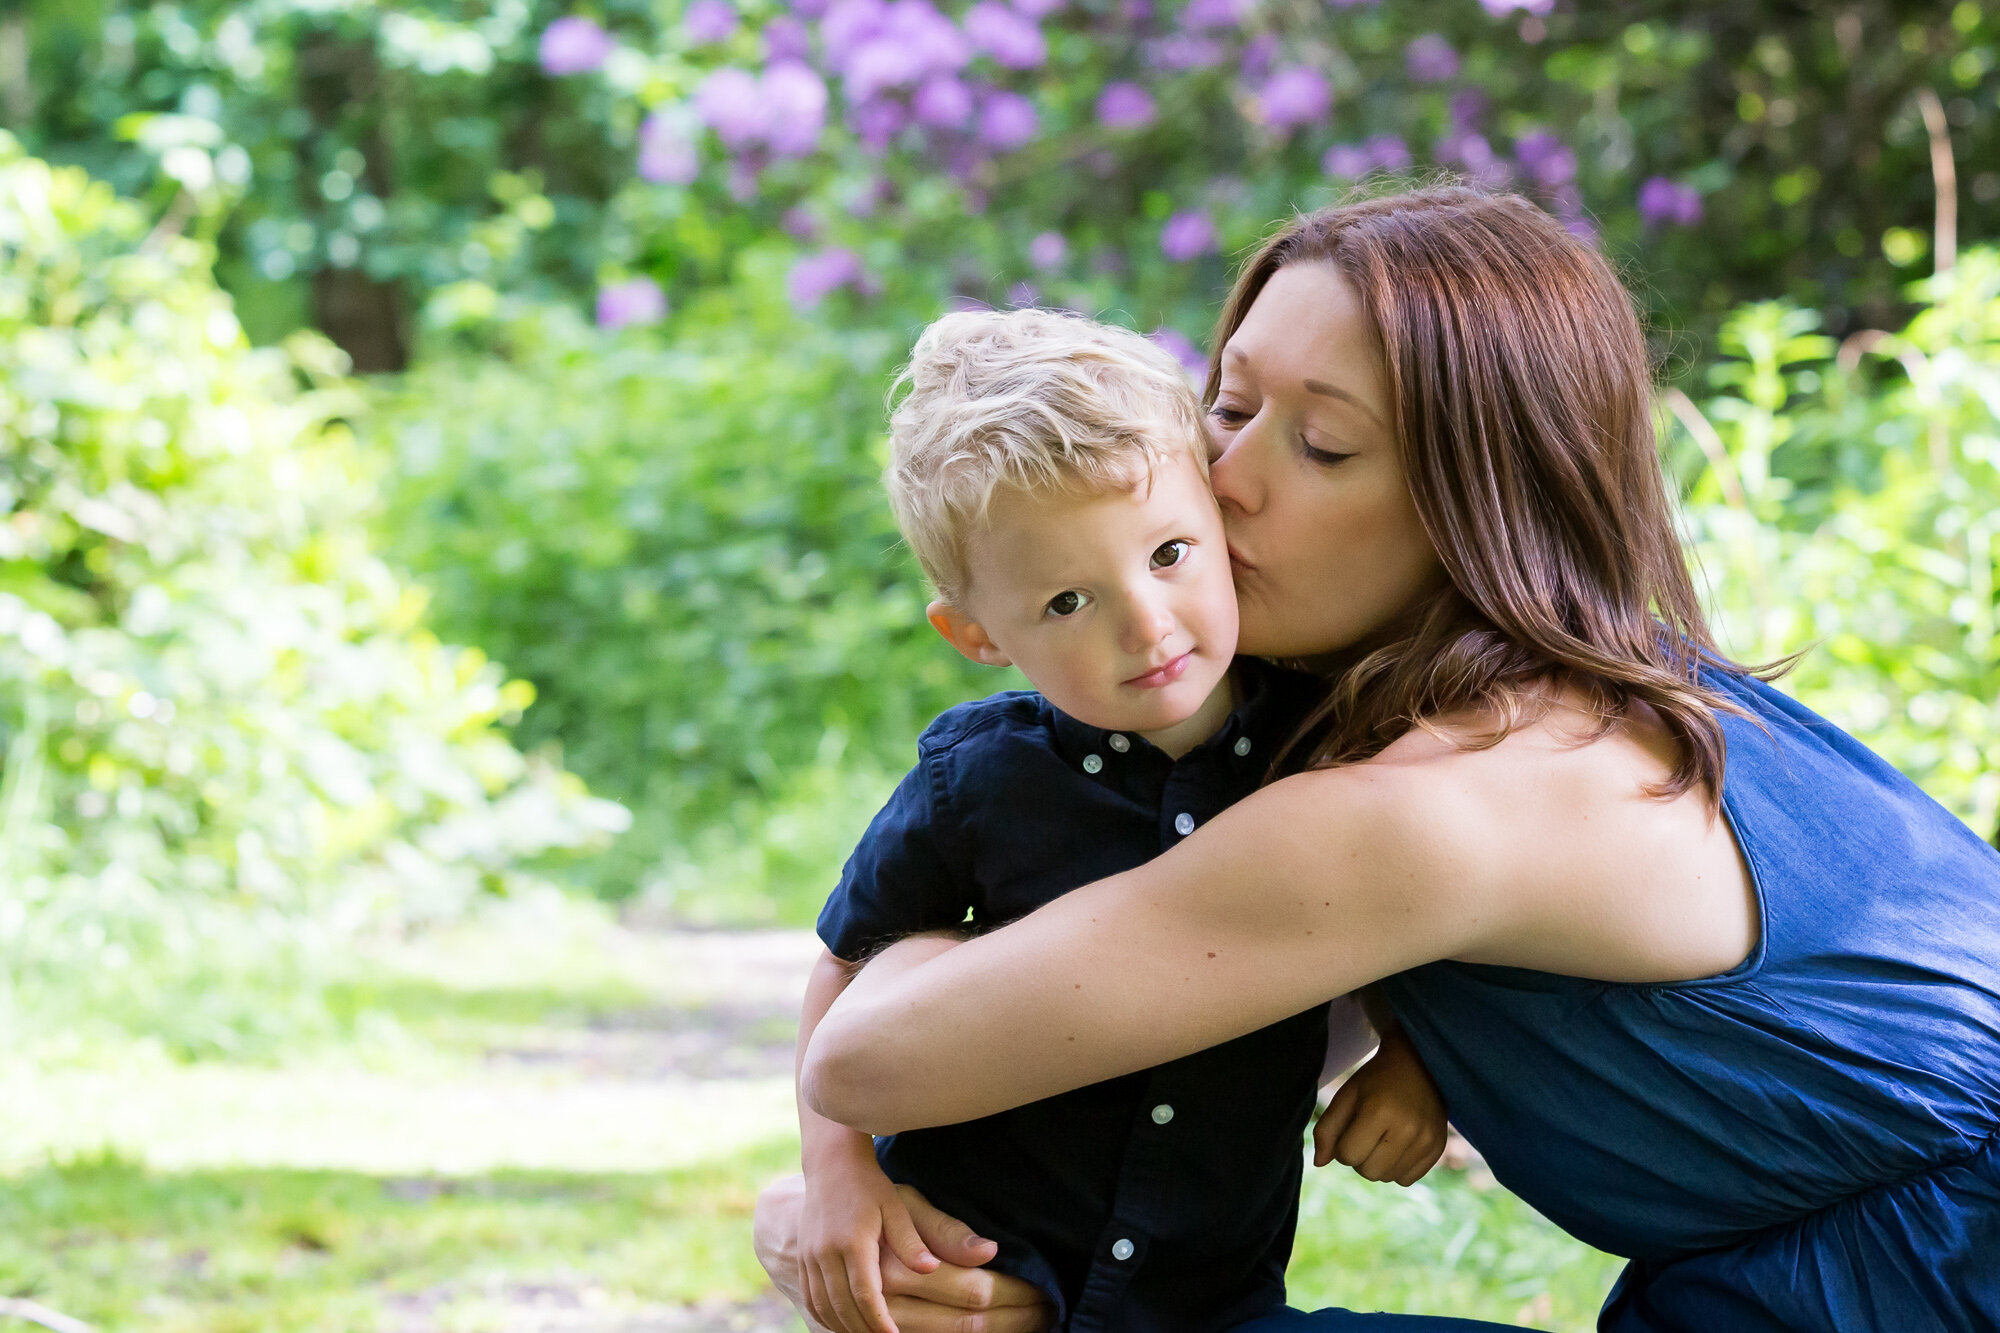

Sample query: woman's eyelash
[1208,405,1250,425]
[1302,440,1353,466]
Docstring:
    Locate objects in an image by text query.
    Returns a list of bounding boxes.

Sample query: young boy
[791,309,1447,1333]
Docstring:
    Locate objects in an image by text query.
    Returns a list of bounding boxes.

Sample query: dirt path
[3,919,824,1333]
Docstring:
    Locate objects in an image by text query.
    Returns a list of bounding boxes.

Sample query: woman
[776,187,2000,1330]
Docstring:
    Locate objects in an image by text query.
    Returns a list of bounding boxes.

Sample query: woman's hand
[1312,1025,1449,1186]
[757,1174,1056,1333]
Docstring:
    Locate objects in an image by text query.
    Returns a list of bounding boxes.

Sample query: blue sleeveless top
[1374,669,2000,1329]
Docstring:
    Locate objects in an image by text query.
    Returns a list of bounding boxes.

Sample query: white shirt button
[1108,733,1130,753]
[1111,1238,1135,1261]
[1174,812,1195,836]
[1150,1104,1174,1125]
[1082,754,1103,774]
[1233,736,1252,756]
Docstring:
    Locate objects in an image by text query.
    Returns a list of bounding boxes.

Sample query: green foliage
[9,2,1995,358]
[1680,249,2000,838]
[1287,1163,1622,1331]
[370,258,996,913]
[0,137,625,1049]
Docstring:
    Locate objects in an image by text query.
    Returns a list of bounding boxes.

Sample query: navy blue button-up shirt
[818,659,1329,1333]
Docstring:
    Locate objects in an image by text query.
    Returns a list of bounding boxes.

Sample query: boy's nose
[1120,596,1176,654]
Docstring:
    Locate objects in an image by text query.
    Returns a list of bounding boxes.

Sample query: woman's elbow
[801,1026,903,1135]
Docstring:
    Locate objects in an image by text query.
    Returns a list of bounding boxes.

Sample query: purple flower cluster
[1435,130,1511,187]
[1637,177,1702,228]
[1404,34,1459,83]
[1256,66,1330,131]
[963,2,1047,68]
[1514,130,1575,187]
[540,16,615,75]
[1148,34,1222,69]
[596,276,667,329]
[978,91,1039,150]
[1479,0,1553,14]
[764,16,810,60]
[1321,133,1411,178]
[695,60,829,156]
[1096,81,1156,131]
[1148,327,1207,378]
[1160,209,1217,262]
[1180,0,1245,31]
[683,0,740,46]
[1028,231,1068,269]
[827,0,971,102]
[788,247,864,308]
[638,111,701,184]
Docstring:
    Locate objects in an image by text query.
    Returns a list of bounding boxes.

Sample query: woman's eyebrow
[1304,378,1387,429]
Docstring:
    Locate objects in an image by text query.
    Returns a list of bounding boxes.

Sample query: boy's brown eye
[1046,590,1088,617]
[1150,540,1190,570]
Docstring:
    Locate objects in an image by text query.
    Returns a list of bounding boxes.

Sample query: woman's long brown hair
[1208,186,1745,802]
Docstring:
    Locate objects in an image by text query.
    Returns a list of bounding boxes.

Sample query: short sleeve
[818,753,970,961]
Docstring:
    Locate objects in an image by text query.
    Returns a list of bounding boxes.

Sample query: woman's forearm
[803,767,1482,1134]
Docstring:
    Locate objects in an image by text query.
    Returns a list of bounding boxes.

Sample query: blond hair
[886,308,1208,605]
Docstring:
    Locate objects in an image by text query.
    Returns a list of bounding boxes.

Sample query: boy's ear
[927,600,1012,668]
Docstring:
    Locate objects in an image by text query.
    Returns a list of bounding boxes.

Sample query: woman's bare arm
[804,714,1755,1135]
[805,763,1494,1132]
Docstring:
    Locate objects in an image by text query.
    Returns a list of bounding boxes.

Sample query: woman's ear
[927,600,1012,668]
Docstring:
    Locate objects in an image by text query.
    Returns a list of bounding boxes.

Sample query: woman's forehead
[1221,264,1384,403]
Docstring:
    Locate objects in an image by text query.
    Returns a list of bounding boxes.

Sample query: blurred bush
[0,137,626,1053]
[1680,249,2000,840]
[7,2,1994,363]
[368,254,992,917]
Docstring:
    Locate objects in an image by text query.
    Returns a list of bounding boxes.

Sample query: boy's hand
[800,1150,954,1333]
[1312,1026,1449,1187]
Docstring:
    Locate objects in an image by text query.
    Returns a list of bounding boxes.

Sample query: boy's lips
[1125,651,1192,689]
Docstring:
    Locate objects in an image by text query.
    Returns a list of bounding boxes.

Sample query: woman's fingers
[884,1294,1054,1333]
[896,1184,998,1268]
[881,1249,1046,1309]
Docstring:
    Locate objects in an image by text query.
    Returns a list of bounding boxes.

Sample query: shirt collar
[1046,656,1323,771]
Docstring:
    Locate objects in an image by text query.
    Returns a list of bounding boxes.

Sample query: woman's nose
[1208,429,1263,517]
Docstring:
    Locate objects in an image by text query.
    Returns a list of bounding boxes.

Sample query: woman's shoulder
[1265,694,1760,984]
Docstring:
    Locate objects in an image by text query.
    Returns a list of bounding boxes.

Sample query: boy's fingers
[802,1261,831,1330]
[824,1266,872,1333]
[1312,1090,1358,1168]
[845,1251,901,1333]
[1333,1108,1387,1169]
[1359,1128,1419,1182]
[897,1186,998,1267]
[882,1201,941,1274]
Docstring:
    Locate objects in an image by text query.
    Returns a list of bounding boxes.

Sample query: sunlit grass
[1286,1161,1623,1330]
[0,909,1621,1330]
[0,1144,793,1333]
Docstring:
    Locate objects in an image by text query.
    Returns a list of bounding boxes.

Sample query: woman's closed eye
[1301,438,1354,467]
[1150,539,1191,570]
[1045,589,1092,618]
[1208,405,1252,429]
